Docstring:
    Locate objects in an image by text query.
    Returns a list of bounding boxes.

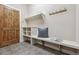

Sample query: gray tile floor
[0,42,54,55]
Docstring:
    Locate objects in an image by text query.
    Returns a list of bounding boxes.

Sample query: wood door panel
[12,10,19,28]
[0,5,4,28]
[15,30,19,40]
[3,30,8,41]
[2,30,17,42]
[3,7,12,28]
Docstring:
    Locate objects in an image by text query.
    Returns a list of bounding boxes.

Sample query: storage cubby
[26,27,31,36]
[23,27,27,35]
[23,27,31,36]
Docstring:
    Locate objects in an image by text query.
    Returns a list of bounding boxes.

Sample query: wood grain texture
[0,4,19,47]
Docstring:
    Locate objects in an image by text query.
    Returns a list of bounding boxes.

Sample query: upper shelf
[25,13,44,20]
[25,13,46,27]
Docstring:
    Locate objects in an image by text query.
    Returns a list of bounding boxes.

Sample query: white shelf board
[25,13,44,20]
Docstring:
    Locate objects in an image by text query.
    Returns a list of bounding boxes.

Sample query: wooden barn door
[0,5,19,47]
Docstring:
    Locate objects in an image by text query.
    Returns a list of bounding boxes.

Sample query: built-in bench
[24,35,79,54]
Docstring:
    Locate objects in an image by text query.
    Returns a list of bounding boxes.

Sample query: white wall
[7,4,28,42]
[28,4,76,41]
[76,5,79,43]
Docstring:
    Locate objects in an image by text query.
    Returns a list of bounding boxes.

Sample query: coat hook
[49,8,67,15]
